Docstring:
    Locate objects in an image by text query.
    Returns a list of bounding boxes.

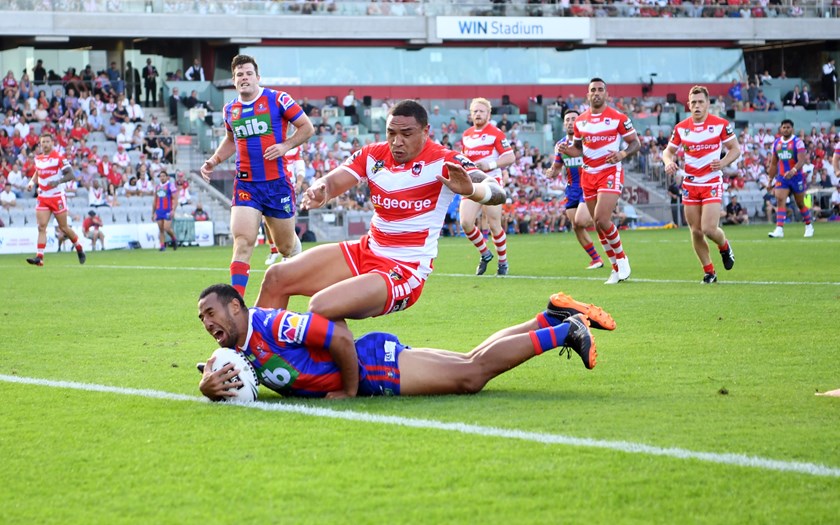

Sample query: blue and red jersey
[239,307,339,398]
[771,136,806,177]
[554,135,583,189]
[154,181,176,213]
[223,87,304,183]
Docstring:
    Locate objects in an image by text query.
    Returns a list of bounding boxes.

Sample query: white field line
[84,265,840,286]
[2,373,839,479]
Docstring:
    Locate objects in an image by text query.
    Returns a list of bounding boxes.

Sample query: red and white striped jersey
[573,106,636,179]
[669,115,735,185]
[342,140,482,279]
[35,151,71,197]
[461,124,512,179]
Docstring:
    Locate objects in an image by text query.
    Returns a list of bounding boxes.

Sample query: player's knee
[308,291,337,319]
[262,263,289,293]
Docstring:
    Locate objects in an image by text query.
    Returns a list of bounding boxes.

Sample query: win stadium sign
[436,16,590,41]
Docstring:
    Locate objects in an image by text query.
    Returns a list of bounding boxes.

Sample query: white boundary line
[2,373,839,479]
[79,265,840,286]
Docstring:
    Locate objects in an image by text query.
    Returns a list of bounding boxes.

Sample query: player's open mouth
[213,329,225,343]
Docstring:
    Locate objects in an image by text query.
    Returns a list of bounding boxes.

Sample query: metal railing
[1,0,837,18]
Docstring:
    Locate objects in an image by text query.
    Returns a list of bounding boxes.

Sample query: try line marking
[2,373,838,479]
[88,265,840,287]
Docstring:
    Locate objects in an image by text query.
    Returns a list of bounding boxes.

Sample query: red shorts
[339,235,426,317]
[36,193,68,214]
[582,167,624,201]
[682,182,723,206]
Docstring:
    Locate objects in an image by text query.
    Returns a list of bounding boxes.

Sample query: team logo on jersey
[708,126,714,133]
[605,118,611,126]
[277,311,309,344]
[277,92,294,111]
[388,267,404,281]
[411,162,423,177]
[606,176,614,189]
[725,123,735,136]
[372,160,385,175]
[711,188,718,197]
[231,107,241,120]
[256,101,268,114]
[237,189,252,201]
[683,128,691,137]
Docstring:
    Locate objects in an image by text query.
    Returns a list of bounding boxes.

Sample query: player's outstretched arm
[301,167,358,210]
[439,161,506,206]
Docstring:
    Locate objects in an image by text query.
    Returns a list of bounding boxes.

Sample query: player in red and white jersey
[255,100,505,322]
[24,132,86,266]
[459,98,515,276]
[557,78,640,284]
[662,85,739,284]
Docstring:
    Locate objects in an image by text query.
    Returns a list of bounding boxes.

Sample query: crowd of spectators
[0,61,192,220]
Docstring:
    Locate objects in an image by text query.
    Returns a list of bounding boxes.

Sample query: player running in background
[264,144,307,266]
[25,132,86,267]
[255,100,506,321]
[200,54,314,297]
[767,119,813,238]
[557,78,640,284]
[662,85,739,284]
[545,108,604,270]
[196,284,611,401]
[152,171,178,251]
[460,98,515,275]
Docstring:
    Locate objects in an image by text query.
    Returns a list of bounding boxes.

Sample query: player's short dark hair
[563,108,580,119]
[389,100,428,128]
[199,284,246,309]
[589,77,606,87]
[781,119,794,127]
[231,54,259,76]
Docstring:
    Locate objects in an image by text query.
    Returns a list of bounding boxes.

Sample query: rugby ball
[210,347,259,403]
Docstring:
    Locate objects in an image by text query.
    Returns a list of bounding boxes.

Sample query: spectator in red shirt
[83,210,105,251]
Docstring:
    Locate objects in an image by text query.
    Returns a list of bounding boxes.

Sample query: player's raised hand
[438,161,475,196]
[301,184,328,210]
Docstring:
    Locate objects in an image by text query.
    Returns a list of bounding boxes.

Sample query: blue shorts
[354,332,407,396]
[564,183,584,209]
[773,173,806,194]
[232,178,295,219]
[154,210,172,221]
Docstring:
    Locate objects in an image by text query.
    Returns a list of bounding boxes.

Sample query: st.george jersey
[554,136,583,189]
[34,151,71,197]
[573,106,636,178]
[223,87,304,182]
[238,307,338,398]
[668,115,736,185]
[342,140,482,278]
[461,124,512,180]
[771,136,807,176]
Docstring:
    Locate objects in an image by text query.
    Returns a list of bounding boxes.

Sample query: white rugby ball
[210,348,259,403]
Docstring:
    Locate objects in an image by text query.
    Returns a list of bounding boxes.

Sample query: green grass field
[2,223,839,524]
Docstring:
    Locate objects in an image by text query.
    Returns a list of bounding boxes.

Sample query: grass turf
[1,222,838,524]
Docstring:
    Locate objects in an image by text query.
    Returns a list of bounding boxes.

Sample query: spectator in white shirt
[88,178,109,208]
[0,183,17,209]
[113,145,131,169]
[127,98,144,123]
[116,125,134,150]
[185,58,205,81]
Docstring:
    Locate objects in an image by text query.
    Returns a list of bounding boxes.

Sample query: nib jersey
[224,87,304,182]
[554,135,584,208]
[771,135,808,194]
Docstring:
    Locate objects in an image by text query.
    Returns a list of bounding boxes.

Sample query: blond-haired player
[460,97,515,275]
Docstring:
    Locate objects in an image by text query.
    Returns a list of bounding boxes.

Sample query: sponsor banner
[436,16,590,41]
[0,222,214,254]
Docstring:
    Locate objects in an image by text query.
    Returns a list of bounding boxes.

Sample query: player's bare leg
[460,198,494,275]
[264,215,300,259]
[54,210,86,264]
[229,206,262,297]
[769,187,790,238]
[255,243,354,310]
[399,315,596,396]
[309,273,390,320]
[570,204,603,269]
